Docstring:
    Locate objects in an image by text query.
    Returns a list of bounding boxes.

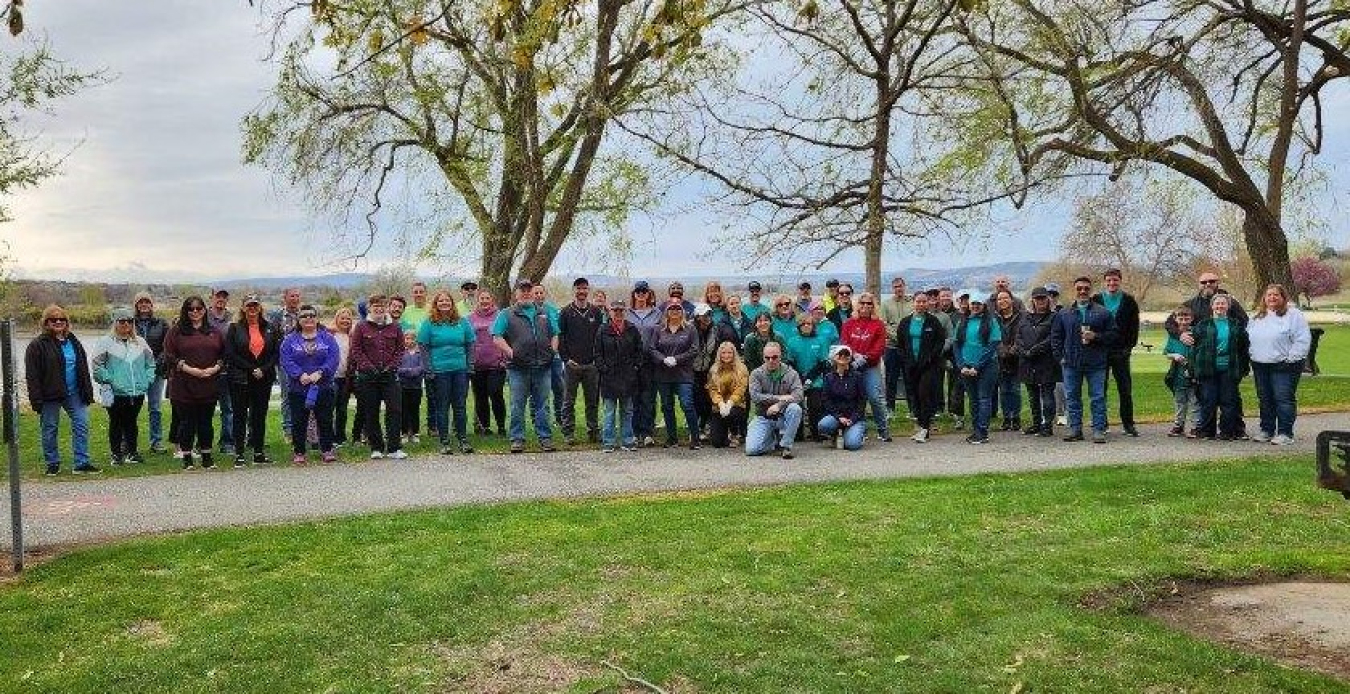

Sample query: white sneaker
[1270,434,1294,446]
[1056,416,1067,426]
[912,428,929,443]
[388,449,409,460]
[369,451,385,459]
[1252,431,1273,443]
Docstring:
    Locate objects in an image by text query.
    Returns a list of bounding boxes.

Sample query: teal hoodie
[783,329,833,388]
[90,333,157,397]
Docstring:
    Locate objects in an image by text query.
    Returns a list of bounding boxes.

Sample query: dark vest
[503,305,556,369]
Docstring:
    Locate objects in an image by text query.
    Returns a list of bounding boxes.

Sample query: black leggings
[173,400,216,453]
[108,395,144,456]
[231,379,272,453]
[471,368,507,432]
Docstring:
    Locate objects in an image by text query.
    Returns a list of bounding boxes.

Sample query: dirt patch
[1147,580,1350,680]
[0,546,65,582]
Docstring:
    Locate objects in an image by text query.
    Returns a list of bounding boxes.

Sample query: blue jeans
[996,371,1022,423]
[817,415,866,450]
[276,369,293,435]
[508,366,553,443]
[746,403,803,454]
[1252,361,1302,437]
[429,370,471,443]
[216,373,234,451]
[860,365,889,436]
[1063,365,1108,434]
[146,375,165,447]
[40,393,90,469]
[601,397,635,447]
[961,366,998,437]
[655,381,698,444]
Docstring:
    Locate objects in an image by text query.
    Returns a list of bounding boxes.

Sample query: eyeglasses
[115,318,133,323]
[763,355,781,360]
[298,312,318,319]
[776,302,790,307]
[1199,279,1219,285]
[188,305,206,312]
[839,292,853,297]
[857,300,873,305]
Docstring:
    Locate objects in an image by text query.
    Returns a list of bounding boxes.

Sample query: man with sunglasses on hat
[742,281,770,323]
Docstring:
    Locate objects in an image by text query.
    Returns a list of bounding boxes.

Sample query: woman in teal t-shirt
[419,291,477,454]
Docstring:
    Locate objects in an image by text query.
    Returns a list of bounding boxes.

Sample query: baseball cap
[243,294,261,305]
[573,277,589,287]
[515,279,534,290]
[1030,286,1050,298]
[1044,282,1061,295]
[829,345,852,359]
[693,303,712,317]
[748,281,762,292]
[668,281,685,294]
[633,280,651,293]
[213,288,230,298]
[798,281,812,291]
[460,281,479,291]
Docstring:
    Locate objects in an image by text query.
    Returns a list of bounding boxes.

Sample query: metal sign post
[2,319,22,572]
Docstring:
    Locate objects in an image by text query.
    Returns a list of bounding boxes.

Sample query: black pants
[1025,382,1057,431]
[562,362,600,439]
[172,400,216,452]
[904,363,943,430]
[358,375,402,453]
[334,377,352,444]
[108,395,144,456]
[944,360,965,416]
[1103,350,1135,428]
[800,389,822,440]
[401,387,422,436]
[288,388,335,454]
[472,368,507,433]
[693,371,713,432]
[231,379,272,454]
[707,405,746,448]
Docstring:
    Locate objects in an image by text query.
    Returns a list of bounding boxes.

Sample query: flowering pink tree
[1291,256,1341,307]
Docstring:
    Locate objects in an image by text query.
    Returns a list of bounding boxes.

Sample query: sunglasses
[188,305,206,311]
[763,355,781,360]
[47,317,69,324]
[298,312,318,319]
[838,291,853,297]
[857,300,873,305]
[1199,279,1219,285]
[115,318,134,323]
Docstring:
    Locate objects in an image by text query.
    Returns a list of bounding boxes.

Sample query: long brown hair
[1253,283,1291,320]
[429,290,461,323]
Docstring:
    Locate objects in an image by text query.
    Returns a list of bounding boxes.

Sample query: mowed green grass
[2,456,1348,692]
[9,325,1348,481]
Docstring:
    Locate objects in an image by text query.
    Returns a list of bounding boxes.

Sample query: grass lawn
[1,455,1348,692]
[8,325,1349,481]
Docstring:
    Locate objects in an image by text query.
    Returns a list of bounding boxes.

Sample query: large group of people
[23,269,1316,474]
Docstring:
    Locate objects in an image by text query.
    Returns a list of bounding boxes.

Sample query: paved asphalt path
[5,413,1347,549]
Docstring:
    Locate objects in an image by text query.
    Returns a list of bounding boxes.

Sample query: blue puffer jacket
[1050,302,1119,370]
[91,334,157,397]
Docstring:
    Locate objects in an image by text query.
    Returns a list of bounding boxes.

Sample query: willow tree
[244,0,735,296]
[957,0,1350,297]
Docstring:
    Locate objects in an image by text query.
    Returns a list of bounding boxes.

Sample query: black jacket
[594,321,644,399]
[1092,291,1141,350]
[223,319,281,385]
[25,333,95,409]
[559,302,604,365]
[820,368,867,422]
[1015,310,1059,384]
[896,313,946,372]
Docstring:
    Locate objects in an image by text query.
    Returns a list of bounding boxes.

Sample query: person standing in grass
[267,287,303,441]
[595,299,644,452]
[27,305,97,475]
[351,294,407,459]
[493,280,559,454]
[1050,276,1118,444]
[206,289,235,455]
[992,289,1024,432]
[809,303,839,346]
[649,300,701,449]
[897,292,946,443]
[397,331,426,445]
[164,297,225,470]
[817,344,868,450]
[1015,287,1059,438]
[91,308,157,466]
[626,280,663,448]
[1190,293,1250,441]
[746,342,805,459]
[741,281,770,325]
[131,292,170,453]
[724,294,753,346]
[742,312,783,374]
[224,295,280,467]
[280,305,341,465]
[840,292,891,442]
[468,291,508,437]
[558,277,604,446]
[692,303,738,437]
[330,307,356,446]
[879,276,911,416]
[954,296,1001,445]
[419,290,476,455]
[1092,268,1141,437]
[1162,305,1200,438]
[1246,284,1310,445]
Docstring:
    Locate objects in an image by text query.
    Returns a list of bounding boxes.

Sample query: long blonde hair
[1253,283,1291,320]
[708,341,747,380]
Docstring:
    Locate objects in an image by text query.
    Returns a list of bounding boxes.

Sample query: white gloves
[851,355,867,370]
[719,401,732,417]
[663,356,677,367]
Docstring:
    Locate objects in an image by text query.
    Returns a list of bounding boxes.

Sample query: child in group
[1163,305,1200,437]
[397,331,426,444]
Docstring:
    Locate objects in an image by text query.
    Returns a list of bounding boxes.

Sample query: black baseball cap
[461,281,479,291]
[748,281,762,292]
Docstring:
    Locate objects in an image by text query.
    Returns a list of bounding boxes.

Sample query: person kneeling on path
[746,342,805,459]
[817,345,868,451]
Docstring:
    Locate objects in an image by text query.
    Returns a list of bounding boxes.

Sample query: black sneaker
[1062,431,1085,442]
[109,455,124,467]
[1123,426,1140,437]
[965,435,988,445]
[1022,426,1041,436]
[253,452,272,465]
[689,439,702,450]
[781,448,794,459]
[459,441,474,454]
[540,440,557,453]
[510,441,525,453]
[126,452,145,464]
[44,466,59,477]
[199,452,215,469]
[183,459,197,471]
[233,455,247,469]
[440,445,454,455]
[73,465,102,474]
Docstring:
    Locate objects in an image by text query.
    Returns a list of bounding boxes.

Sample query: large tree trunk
[1241,205,1293,301]
[864,88,892,297]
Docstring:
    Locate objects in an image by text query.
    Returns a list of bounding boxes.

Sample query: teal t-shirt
[959,317,1001,367]
[741,301,770,323]
[909,316,925,357]
[418,319,475,373]
[490,303,560,337]
[61,339,77,394]
[1216,318,1230,371]
[1100,291,1122,316]
[815,320,839,346]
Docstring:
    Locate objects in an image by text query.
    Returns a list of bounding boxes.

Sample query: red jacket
[841,316,886,367]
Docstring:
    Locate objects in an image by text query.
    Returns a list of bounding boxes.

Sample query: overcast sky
[4,1,1348,284]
